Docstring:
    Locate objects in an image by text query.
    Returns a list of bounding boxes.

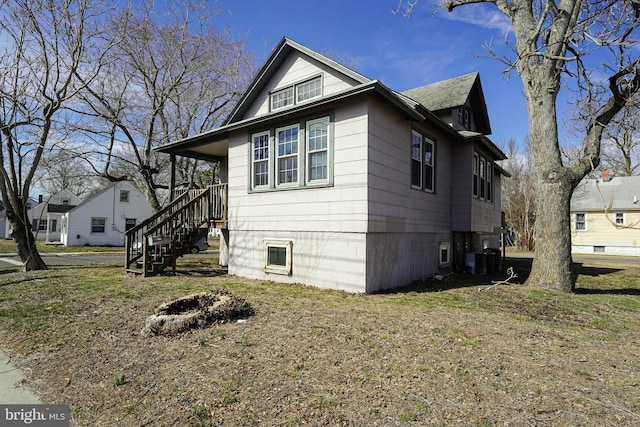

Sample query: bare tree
[34,147,96,198]
[0,0,111,270]
[399,0,640,292]
[73,2,252,213]
[501,138,536,251]
[599,96,640,176]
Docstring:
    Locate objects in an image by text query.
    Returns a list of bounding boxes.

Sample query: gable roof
[224,37,372,126]
[67,181,139,213]
[571,175,640,211]
[155,38,504,163]
[401,72,492,135]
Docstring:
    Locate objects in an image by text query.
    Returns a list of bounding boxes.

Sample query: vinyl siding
[243,52,360,119]
[571,210,640,256]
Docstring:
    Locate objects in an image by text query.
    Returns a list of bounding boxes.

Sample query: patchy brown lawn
[1,257,639,426]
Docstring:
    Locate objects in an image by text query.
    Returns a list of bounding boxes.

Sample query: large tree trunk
[528,178,575,291]
[6,205,48,271]
[525,86,578,292]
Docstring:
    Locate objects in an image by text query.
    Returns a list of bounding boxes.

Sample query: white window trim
[270,86,294,111]
[119,190,130,203]
[305,117,330,185]
[296,76,323,104]
[575,212,587,231]
[251,131,271,189]
[249,116,333,192]
[270,75,323,112]
[275,124,300,188]
[614,212,625,226]
[91,217,107,233]
[263,239,293,275]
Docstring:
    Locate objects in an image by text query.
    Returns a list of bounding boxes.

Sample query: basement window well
[264,239,293,275]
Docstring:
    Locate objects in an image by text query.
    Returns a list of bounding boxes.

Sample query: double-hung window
[411,130,422,188]
[251,116,332,191]
[473,152,493,202]
[91,217,106,233]
[276,125,299,185]
[615,212,624,226]
[307,117,329,183]
[252,132,270,188]
[410,129,435,192]
[575,213,586,231]
[424,137,434,192]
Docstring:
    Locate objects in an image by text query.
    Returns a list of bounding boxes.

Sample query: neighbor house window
[270,75,323,111]
[575,213,586,231]
[91,217,106,233]
[307,117,329,182]
[252,131,270,188]
[250,116,332,191]
[264,239,293,275]
[439,242,451,265]
[615,212,624,225]
[119,190,129,203]
[411,130,436,192]
[276,125,299,185]
[38,219,48,231]
[49,219,57,232]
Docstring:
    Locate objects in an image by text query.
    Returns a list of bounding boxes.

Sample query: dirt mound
[141,290,253,336]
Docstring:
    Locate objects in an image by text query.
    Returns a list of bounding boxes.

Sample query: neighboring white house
[155,38,508,293]
[61,181,152,247]
[28,189,82,243]
[1,198,37,239]
[571,172,640,257]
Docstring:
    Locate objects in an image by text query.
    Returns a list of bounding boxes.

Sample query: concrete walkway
[0,348,41,404]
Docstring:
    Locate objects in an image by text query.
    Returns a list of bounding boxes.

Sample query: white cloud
[441,4,513,36]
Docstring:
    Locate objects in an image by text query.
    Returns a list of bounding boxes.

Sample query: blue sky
[216,0,530,147]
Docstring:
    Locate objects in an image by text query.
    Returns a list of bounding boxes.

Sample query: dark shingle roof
[401,72,479,112]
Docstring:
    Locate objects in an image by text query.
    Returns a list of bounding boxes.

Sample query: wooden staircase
[125,184,227,276]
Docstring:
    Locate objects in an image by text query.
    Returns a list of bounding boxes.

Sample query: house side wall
[571,210,640,256]
[365,231,451,293]
[364,99,456,290]
[229,230,367,293]
[367,97,452,234]
[243,52,360,119]
[450,144,473,231]
[226,100,371,291]
[227,101,369,233]
[64,183,152,246]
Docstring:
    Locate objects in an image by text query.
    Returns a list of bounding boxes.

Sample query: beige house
[571,173,640,256]
[151,38,507,293]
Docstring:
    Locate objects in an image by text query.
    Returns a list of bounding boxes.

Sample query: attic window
[270,76,322,111]
[296,76,322,102]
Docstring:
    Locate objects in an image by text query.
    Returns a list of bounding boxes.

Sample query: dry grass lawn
[0,256,639,426]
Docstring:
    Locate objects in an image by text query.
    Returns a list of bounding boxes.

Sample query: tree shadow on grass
[381,257,639,296]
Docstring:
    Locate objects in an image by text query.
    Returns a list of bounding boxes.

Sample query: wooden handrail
[125,184,227,274]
